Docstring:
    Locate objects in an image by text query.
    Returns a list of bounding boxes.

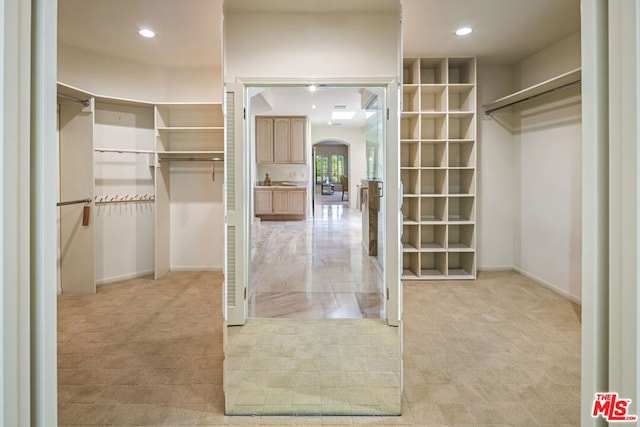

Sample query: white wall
[93,103,156,284]
[224,12,399,80]
[476,65,516,270]
[169,162,225,271]
[58,44,222,102]
[514,32,581,89]
[508,31,582,302]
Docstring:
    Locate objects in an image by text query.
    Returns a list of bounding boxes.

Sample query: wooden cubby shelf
[400,57,477,280]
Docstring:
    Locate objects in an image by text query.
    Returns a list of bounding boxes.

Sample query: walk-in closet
[5,0,635,425]
[57,84,224,293]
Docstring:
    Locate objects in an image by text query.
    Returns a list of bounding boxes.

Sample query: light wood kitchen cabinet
[256,116,306,164]
[272,190,289,214]
[256,117,274,164]
[255,187,306,220]
[273,118,291,163]
[290,117,306,163]
[254,188,273,215]
[288,189,306,215]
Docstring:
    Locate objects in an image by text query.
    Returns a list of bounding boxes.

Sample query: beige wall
[223,12,399,80]
[476,64,517,270]
[58,44,222,102]
[514,31,581,89]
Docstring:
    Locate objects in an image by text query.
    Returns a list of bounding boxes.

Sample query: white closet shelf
[156,126,224,132]
[155,102,222,107]
[448,84,474,92]
[158,150,224,156]
[448,244,474,251]
[483,68,581,115]
[449,274,475,280]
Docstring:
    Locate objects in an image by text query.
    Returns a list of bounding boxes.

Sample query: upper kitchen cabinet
[256,116,307,164]
[256,117,274,163]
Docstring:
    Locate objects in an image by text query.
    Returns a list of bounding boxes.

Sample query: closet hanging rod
[56,198,92,207]
[57,93,91,107]
[484,79,581,116]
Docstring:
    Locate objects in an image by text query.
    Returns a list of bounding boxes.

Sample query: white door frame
[225,78,401,327]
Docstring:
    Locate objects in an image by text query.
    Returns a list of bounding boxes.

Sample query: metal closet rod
[56,198,92,207]
[57,93,91,107]
[484,79,582,115]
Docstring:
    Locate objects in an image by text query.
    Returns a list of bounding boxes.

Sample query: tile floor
[225,318,401,416]
[58,270,581,426]
[249,201,384,319]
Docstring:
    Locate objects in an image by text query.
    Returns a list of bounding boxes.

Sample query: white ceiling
[251,86,375,128]
[401,0,580,64]
[58,0,223,68]
[57,0,580,126]
[58,0,580,69]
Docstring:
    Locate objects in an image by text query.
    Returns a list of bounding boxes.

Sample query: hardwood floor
[249,199,384,319]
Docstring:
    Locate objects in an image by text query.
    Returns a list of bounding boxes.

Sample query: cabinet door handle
[377,182,384,198]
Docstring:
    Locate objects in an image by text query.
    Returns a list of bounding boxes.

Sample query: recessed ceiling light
[312,104,316,109]
[331,111,356,120]
[138,28,156,38]
[455,27,472,36]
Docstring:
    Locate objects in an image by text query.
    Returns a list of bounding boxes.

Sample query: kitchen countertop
[255,181,308,189]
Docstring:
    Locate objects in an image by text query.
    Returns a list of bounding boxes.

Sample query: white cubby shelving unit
[400,58,477,280]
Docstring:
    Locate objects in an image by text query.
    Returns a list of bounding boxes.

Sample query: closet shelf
[483,68,581,115]
[158,150,224,155]
[157,126,224,132]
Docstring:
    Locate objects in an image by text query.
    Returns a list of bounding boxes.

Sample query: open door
[224,85,248,326]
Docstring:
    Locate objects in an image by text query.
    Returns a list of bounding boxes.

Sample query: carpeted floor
[58,270,581,426]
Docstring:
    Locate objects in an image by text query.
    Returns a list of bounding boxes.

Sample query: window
[331,154,345,183]
[316,155,328,183]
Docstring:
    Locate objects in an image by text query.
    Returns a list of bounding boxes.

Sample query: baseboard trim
[477,265,514,272]
[170,266,223,272]
[512,266,582,305]
[96,269,155,286]
[478,265,582,305]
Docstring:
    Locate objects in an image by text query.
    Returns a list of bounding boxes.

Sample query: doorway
[313,141,349,210]
[246,85,386,320]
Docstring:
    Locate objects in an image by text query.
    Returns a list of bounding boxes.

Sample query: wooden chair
[340,175,348,201]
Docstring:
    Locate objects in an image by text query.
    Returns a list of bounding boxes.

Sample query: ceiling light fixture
[138,28,156,38]
[308,84,318,92]
[455,27,472,36]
